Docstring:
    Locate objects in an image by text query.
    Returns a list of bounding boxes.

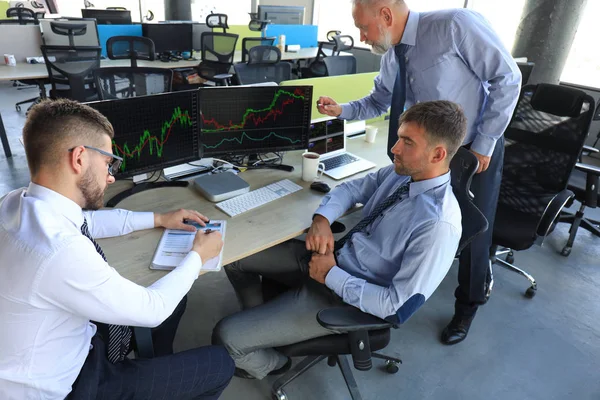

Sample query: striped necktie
[335,180,411,251]
[81,218,132,363]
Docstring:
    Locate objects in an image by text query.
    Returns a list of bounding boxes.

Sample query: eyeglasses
[69,145,123,176]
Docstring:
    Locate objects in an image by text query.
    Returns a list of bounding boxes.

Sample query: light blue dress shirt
[315,166,461,323]
[339,9,522,157]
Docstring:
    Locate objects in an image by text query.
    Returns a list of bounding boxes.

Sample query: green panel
[214,25,261,50]
[0,1,9,18]
[280,72,387,122]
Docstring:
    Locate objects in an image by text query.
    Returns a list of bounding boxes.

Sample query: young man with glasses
[0,99,234,400]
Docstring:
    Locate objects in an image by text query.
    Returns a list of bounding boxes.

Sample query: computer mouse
[310,181,331,193]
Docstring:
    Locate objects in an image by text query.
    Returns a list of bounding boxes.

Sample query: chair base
[492,248,537,298]
[559,210,600,257]
[271,352,402,400]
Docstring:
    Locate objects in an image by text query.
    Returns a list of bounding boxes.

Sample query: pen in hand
[204,229,213,234]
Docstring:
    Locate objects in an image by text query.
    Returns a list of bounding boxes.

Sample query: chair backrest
[41,45,102,101]
[323,55,357,76]
[206,12,228,33]
[241,36,275,63]
[516,61,535,85]
[248,19,269,32]
[200,32,238,64]
[93,66,173,100]
[331,34,354,53]
[6,7,37,24]
[449,147,489,254]
[498,83,595,219]
[107,36,155,67]
[50,21,88,47]
[234,46,291,85]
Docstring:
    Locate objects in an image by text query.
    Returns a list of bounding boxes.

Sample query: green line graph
[202,131,302,149]
[112,107,192,170]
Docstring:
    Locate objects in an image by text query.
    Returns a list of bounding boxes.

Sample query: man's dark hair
[400,100,467,160]
[22,99,114,176]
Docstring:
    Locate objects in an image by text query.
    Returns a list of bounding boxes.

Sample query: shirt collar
[25,182,84,229]
[400,10,419,46]
[408,170,451,198]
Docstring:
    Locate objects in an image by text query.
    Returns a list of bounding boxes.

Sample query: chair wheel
[385,360,399,374]
[561,247,571,257]
[272,390,288,400]
[505,253,514,264]
[525,286,536,298]
[16,105,21,112]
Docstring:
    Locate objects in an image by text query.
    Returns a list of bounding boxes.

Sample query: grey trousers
[212,240,344,379]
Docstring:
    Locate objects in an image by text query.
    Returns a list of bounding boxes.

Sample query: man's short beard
[370,24,394,55]
[78,167,104,210]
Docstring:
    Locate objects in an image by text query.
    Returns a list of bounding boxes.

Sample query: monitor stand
[105,172,189,207]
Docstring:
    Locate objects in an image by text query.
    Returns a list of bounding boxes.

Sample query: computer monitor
[192,23,211,51]
[142,23,193,54]
[199,86,313,157]
[86,90,201,178]
[81,9,132,25]
[257,5,305,25]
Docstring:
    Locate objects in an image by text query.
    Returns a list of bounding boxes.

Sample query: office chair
[262,148,487,400]
[6,7,37,24]
[248,18,269,32]
[301,34,354,78]
[41,45,102,102]
[94,66,173,100]
[50,21,88,47]
[206,12,228,33]
[323,55,357,76]
[241,36,275,63]
[106,36,156,67]
[197,31,239,86]
[234,46,291,85]
[491,83,594,296]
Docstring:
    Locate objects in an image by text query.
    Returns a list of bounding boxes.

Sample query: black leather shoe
[441,315,475,345]
[234,357,292,380]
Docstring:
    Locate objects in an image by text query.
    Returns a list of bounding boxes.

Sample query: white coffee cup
[3,54,16,67]
[365,125,378,143]
[302,152,325,182]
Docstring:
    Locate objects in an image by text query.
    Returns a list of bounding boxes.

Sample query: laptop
[308,117,376,180]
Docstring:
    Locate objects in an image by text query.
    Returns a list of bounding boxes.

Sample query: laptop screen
[308,119,345,155]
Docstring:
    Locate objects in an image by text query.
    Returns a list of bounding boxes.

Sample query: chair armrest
[582,145,599,154]
[537,189,574,237]
[575,162,600,176]
[132,327,154,359]
[317,306,394,332]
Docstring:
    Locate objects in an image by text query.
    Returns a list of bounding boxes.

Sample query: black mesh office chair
[241,36,275,63]
[248,18,269,32]
[323,55,357,76]
[234,46,291,85]
[263,148,487,400]
[6,7,38,24]
[206,12,228,33]
[106,36,155,67]
[197,32,239,86]
[491,83,595,296]
[94,67,172,100]
[301,34,354,78]
[41,45,102,101]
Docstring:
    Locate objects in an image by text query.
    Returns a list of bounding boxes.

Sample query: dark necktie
[81,218,132,363]
[387,44,410,162]
[335,180,411,250]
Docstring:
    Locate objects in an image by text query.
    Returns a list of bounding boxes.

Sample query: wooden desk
[98,122,389,287]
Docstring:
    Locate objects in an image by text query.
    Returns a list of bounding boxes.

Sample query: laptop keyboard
[322,153,360,171]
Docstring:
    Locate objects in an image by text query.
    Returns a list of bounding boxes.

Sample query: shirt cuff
[131,212,155,231]
[325,266,351,298]
[181,251,203,276]
[470,135,498,157]
[338,103,354,120]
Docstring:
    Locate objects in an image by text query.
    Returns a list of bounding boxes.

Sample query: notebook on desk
[308,117,375,180]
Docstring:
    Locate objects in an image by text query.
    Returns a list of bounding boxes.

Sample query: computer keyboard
[322,153,360,171]
[216,179,303,217]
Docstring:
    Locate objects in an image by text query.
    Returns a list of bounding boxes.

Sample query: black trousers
[455,137,505,317]
[67,296,235,400]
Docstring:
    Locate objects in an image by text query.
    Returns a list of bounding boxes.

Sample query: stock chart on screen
[87,90,201,177]
[199,86,312,157]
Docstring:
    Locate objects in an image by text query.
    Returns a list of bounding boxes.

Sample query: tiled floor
[1,82,600,399]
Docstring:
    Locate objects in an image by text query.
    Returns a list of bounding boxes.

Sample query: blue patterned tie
[81,218,132,363]
[335,180,411,250]
[387,44,410,162]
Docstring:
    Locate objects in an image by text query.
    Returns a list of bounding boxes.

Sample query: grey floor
[1,82,600,400]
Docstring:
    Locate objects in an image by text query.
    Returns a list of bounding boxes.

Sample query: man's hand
[154,209,209,232]
[470,150,491,174]
[317,96,342,117]
[309,251,336,284]
[306,215,334,255]
[192,231,223,262]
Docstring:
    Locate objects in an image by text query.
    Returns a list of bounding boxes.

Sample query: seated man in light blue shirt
[213,100,467,380]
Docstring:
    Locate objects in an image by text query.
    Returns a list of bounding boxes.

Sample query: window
[466,0,527,52]
[191,0,251,25]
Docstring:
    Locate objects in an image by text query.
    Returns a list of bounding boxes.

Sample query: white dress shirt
[0,183,204,400]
